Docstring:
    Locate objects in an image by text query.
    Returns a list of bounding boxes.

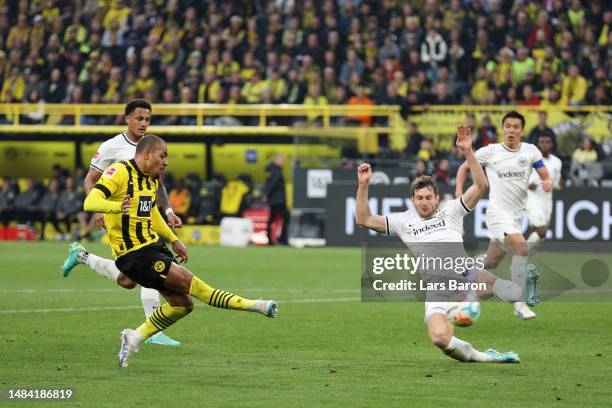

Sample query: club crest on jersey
[153,260,165,273]
[103,167,117,178]
[518,156,528,167]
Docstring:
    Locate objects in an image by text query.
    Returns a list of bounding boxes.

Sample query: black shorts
[115,242,174,290]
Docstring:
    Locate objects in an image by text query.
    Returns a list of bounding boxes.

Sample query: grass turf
[1,241,611,407]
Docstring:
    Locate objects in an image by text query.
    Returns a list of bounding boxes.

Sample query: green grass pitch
[1,242,611,407]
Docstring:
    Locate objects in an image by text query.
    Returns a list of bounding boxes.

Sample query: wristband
[165,208,175,216]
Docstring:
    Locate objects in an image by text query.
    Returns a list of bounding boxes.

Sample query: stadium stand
[0,0,610,240]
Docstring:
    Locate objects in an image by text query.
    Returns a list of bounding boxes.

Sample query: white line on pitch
[0,288,360,294]
[0,297,362,314]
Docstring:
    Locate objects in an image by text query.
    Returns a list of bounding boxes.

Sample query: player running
[83,135,278,367]
[526,133,563,255]
[356,125,539,363]
[455,111,552,320]
[60,99,183,346]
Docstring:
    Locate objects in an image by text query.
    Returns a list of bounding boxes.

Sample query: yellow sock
[136,303,193,339]
[189,276,256,311]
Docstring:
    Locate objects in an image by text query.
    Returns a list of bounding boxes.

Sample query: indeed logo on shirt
[497,170,525,179]
[412,219,446,236]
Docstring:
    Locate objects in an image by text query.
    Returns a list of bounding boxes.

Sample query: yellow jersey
[84,159,177,258]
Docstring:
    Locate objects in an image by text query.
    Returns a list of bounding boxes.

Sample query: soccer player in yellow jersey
[84,135,278,368]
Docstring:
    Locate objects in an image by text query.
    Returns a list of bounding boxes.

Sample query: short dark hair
[135,134,164,155]
[411,175,439,196]
[538,132,553,142]
[502,110,525,129]
[125,99,152,116]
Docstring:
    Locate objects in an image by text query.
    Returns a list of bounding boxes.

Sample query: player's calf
[427,314,453,349]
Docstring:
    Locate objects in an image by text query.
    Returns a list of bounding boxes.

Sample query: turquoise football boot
[485,349,521,363]
[145,332,181,347]
[61,242,86,277]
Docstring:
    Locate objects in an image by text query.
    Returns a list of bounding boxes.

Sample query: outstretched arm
[355,163,386,233]
[456,125,488,209]
[455,161,469,198]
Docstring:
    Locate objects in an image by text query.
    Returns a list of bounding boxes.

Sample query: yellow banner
[0,142,74,177]
[212,144,341,183]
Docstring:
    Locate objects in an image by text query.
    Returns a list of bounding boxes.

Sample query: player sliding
[61,99,182,346]
[455,111,552,319]
[356,125,539,363]
[83,135,278,368]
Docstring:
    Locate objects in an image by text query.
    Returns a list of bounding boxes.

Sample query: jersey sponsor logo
[497,170,525,179]
[518,156,528,167]
[412,219,447,236]
[103,167,117,177]
[137,196,153,217]
[153,260,165,273]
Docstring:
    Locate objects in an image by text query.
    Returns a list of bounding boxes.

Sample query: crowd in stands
[0,0,609,120]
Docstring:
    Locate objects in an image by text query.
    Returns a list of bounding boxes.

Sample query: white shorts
[486,211,522,243]
[526,196,552,227]
[424,302,452,322]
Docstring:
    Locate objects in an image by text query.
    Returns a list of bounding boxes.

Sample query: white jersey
[527,154,562,200]
[385,197,480,296]
[385,197,472,244]
[90,132,138,173]
[475,142,543,220]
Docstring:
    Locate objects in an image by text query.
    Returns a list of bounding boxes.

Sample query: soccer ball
[447,302,481,327]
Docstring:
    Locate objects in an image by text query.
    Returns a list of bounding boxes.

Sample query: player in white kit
[356,125,540,363]
[60,99,184,346]
[455,111,552,319]
[526,133,563,255]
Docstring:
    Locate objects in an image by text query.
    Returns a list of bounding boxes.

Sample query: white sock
[443,336,494,362]
[130,328,144,346]
[140,287,161,318]
[85,253,120,284]
[527,231,544,256]
[492,278,523,302]
[510,255,528,287]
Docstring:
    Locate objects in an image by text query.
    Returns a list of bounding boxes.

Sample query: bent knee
[117,275,137,289]
[430,332,452,349]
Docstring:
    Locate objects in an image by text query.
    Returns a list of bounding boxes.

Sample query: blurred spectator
[572,137,599,164]
[561,65,588,106]
[413,158,429,179]
[263,154,288,245]
[474,115,498,149]
[434,158,451,185]
[303,83,328,123]
[528,111,558,150]
[404,121,425,156]
[347,85,373,126]
[570,137,603,187]
[13,179,42,226]
[169,181,191,220]
[0,178,17,227]
[417,138,434,161]
[56,176,88,240]
[38,178,62,240]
